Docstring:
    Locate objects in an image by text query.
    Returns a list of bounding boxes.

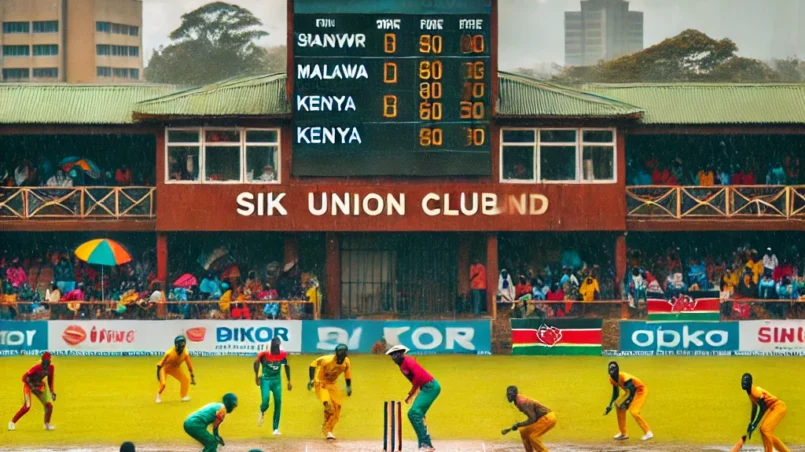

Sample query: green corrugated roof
[497,72,644,118]
[585,83,805,125]
[133,73,289,119]
[0,84,174,124]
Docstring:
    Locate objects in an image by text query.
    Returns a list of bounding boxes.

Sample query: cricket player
[307,343,352,440]
[156,335,196,403]
[741,373,790,452]
[8,352,56,431]
[254,337,291,435]
[183,393,238,452]
[604,361,653,441]
[386,345,441,451]
[502,386,557,452]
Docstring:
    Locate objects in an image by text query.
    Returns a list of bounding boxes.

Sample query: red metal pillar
[615,234,627,298]
[157,232,168,284]
[325,233,341,319]
[486,232,498,318]
[457,234,470,299]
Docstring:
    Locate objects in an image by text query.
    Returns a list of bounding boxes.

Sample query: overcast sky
[142,0,805,69]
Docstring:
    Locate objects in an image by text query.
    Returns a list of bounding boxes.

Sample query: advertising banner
[48,320,302,355]
[619,321,739,356]
[0,321,48,354]
[301,320,491,355]
[739,320,805,355]
[511,318,602,356]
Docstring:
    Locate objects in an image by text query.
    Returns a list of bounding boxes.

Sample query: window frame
[32,20,58,33]
[164,127,282,185]
[32,67,58,78]
[2,22,30,34]
[499,127,617,185]
[33,44,58,56]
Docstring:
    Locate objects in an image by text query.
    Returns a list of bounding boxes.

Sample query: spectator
[46,169,73,187]
[784,155,800,183]
[305,276,321,315]
[717,166,731,185]
[497,269,515,304]
[6,259,27,289]
[258,165,276,182]
[762,248,778,277]
[515,275,532,300]
[758,274,776,299]
[766,163,786,185]
[545,283,564,301]
[46,282,61,304]
[245,271,262,298]
[115,164,132,186]
[720,268,737,299]
[219,282,232,313]
[579,272,600,301]
[120,441,136,452]
[777,276,798,300]
[54,257,76,293]
[469,259,487,316]
[697,167,715,186]
[736,269,757,298]
[530,278,546,300]
[199,272,221,300]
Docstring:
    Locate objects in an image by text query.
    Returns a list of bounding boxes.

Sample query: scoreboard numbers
[293,0,492,177]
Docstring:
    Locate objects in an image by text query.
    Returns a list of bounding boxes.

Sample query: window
[33,21,58,33]
[96,66,111,77]
[3,45,30,57]
[33,68,58,78]
[96,21,110,33]
[97,44,110,56]
[166,128,281,184]
[129,68,139,79]
[129,46,139,57]
[33,44,58,56]
[2,22,29,34]
[101,45,138,57]
[500,128,616,183]
[2,68,30,80]
[111,23,121,34]
[112,67,128,77]
[96,21,138,36]
[129,25,139,36]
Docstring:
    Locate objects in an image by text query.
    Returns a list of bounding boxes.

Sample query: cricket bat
[729,435,746,452]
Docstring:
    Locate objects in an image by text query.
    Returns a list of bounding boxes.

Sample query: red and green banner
[511,318,603,356]
[647,294,720,322]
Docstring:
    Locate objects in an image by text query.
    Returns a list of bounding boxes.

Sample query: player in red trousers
[8,352,56,431]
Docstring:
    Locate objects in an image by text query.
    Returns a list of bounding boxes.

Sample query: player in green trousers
[254,337,291,435]
[183,393,238,452]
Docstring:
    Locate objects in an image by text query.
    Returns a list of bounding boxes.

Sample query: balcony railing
[0,186,155,220]
[626,185,805,219]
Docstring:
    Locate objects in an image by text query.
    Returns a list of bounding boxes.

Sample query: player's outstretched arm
[605,386,618,414]
[307,365,316,390]
[284,362,292,390]
[186,356,195,384]
[253,358,261,386]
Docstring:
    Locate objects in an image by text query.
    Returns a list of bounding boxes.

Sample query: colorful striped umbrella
[74,239,132,301]
[59,157,101,179]
[74,239,132,266]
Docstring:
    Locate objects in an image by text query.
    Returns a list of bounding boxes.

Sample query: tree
[145,2,269,85]
[264,45,287,74]
[554,29,787,84]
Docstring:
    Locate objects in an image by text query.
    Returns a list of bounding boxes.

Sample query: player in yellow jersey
[742,373,790,452]
[502,386,557,452]
[604,361,653,441]
[307,344,352,440]
[156,335,196,403]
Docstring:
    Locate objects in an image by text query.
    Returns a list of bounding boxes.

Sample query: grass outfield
[0,355,803,450]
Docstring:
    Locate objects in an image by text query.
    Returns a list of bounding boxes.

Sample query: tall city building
[0,0,142,83]
[565,0,643,66]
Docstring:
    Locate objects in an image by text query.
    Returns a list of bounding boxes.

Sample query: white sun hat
[385,344,410,355]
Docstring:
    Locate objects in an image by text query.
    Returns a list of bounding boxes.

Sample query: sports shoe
[44,424,56,431]
[613,433,629,440]
[8,422,15,431]
[419,447,436,452]
[258,412,264,427]
[273,429,281,436]
[155,394,161,404]
[326,432,336,440]
[181,397,191,402]
[641,431,654,441]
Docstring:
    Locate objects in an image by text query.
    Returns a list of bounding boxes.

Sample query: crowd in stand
[493,248,615,318]
[624,244,804,304]
[628,154,802,186]
[0,157,149,188]
[0,248,321,321]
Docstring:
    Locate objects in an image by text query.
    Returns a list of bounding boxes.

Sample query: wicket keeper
[254,337,291,435]
[604,361,653,441]
[502,386,557,452]
[156,335,196,403]
[741,373,790,452]
[387,345,441,451]
[183,393,238,452]
[8,352,56,431]
[308,343,352,440]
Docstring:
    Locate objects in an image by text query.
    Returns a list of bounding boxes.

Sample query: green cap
[223,393,238,409]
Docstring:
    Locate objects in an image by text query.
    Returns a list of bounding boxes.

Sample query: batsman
[308,343,352,440]
[254,337,291,435]
[386,345,441,452]
[183,393,238,452]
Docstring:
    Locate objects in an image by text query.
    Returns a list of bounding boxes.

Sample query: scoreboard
[292,0,493,177]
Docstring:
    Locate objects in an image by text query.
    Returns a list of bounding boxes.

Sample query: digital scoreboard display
[292,0,493,177]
